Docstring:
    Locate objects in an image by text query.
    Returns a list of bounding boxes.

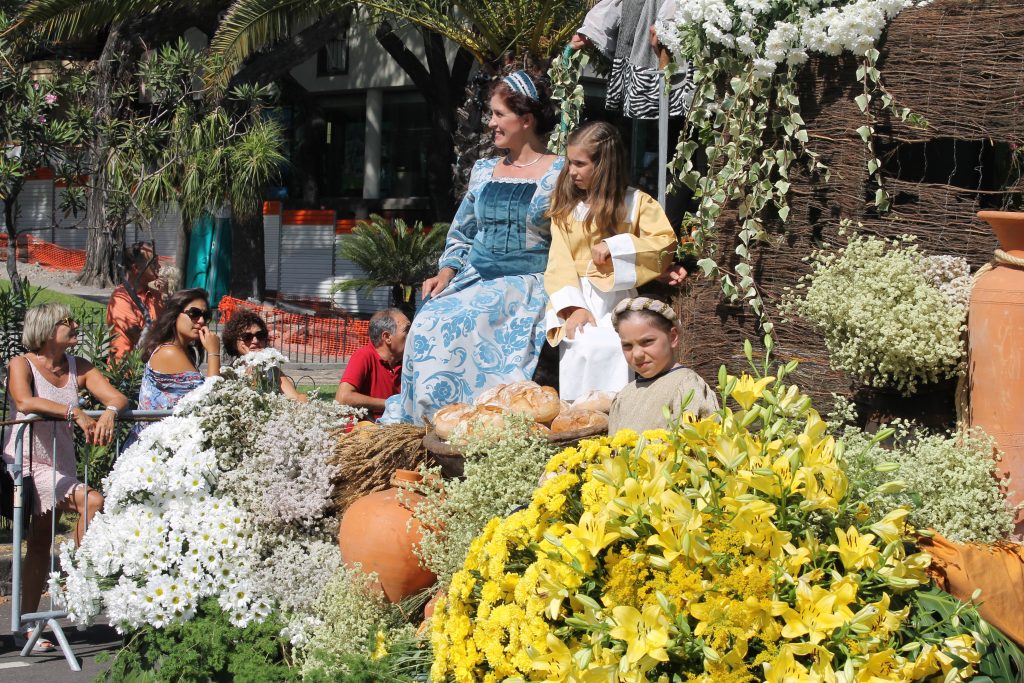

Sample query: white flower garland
[656,0,923,338]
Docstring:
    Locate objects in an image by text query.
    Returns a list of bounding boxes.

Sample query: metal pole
[657,48,671,207]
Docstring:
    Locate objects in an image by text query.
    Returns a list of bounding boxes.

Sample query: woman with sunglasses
[3,303,129,651]
[221,309,307,402]
[136,288,221,414]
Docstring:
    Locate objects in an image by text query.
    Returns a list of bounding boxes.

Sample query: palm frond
[336,215,448,293]
[208,0,346,85]
[16,0,167,41]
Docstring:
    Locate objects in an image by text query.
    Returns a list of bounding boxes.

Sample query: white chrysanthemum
[232,347,289,374]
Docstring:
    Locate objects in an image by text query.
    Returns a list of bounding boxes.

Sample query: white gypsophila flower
[780,232,966,394]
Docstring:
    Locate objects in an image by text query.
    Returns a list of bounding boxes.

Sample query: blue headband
[502,70,539,101]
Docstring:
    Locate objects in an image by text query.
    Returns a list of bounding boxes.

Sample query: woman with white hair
[2,303,128,651]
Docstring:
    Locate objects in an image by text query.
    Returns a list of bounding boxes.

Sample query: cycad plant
[333,214,448,316]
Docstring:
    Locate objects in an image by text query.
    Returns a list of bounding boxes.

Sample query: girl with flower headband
[380,69,565,425]
[543,121,678,400]
[607,296,718,432]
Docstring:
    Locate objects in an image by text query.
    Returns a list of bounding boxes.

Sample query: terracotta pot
[423,590,444,621]
[337,469,437,602]
[969,211,1024,532]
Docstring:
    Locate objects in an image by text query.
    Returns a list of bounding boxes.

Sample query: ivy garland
[547,46,589,156]
[656,0,926,338]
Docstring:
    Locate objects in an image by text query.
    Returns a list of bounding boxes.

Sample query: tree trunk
[375,25,476,221]
[77,22,135,288]
[230,206,265,301]
[175,214,189,274]
[4,194,21,294]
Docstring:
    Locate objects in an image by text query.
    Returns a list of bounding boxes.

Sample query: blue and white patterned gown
[380,156,565,425]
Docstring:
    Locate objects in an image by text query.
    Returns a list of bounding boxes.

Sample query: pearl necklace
[504,153,544,168]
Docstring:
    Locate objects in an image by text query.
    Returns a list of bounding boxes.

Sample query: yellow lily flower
[762,643,827,683]
[609,604,671,665]
[852,648,903,682]
[829,526,881,572]
[530,633,574,680]
[772,579,856,644]
[731,374,776,410]
[564,511,621,558]
[868,508,909,544]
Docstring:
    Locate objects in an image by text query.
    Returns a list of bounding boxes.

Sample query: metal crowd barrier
[5,409,173,670]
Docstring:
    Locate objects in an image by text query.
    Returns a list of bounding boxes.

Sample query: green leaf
[697,258,718,276]
[857,125,873,142]
[778,205,790,221]
[855,93,870,113]
[867,158,880,175]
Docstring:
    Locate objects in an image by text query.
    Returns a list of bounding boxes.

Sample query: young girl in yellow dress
[544,121,678,400]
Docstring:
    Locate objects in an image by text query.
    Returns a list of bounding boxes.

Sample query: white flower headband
[612,297,680,329]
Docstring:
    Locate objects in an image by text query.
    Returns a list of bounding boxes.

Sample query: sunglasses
[240,331,269,344]
[181,307,210,322]
[55,316,79,331]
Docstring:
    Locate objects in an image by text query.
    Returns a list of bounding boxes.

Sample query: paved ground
[0,597,119,681]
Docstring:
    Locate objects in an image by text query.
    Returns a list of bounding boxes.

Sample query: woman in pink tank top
[3,303,128,649]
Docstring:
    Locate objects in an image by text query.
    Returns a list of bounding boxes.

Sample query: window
[321,97,366,197]
[380,92,431,198]
[317,34,349,77]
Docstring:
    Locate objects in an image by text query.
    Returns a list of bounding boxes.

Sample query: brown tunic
[607,366,719,433]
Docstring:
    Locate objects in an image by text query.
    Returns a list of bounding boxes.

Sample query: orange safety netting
[218,296,370,360]
[0,232,85,271]
[0,233,174,273]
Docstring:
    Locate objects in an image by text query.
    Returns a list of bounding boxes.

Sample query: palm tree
[333,214,448,317]
[210,0,589,211]
[13,0,348,292]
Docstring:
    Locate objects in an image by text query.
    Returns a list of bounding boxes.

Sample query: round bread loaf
[432,403,474,440]
[572,390,616,414]
[449,405,508,444]
[550,408,609,434]
[474,384,507,407]
[505,385,561,423]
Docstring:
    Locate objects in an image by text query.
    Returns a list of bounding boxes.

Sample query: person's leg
[62,485,104,546]
[22,509,56,614]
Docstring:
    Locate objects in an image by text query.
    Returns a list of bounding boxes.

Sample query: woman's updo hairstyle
[489,67,557,134]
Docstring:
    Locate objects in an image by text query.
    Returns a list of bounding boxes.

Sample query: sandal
[13,628,57,653]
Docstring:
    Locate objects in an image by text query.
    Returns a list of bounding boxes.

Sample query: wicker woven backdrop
[677,0,1024,407]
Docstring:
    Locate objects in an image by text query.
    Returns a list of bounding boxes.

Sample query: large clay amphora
[338,469,437,602]
[969,211,1024,532]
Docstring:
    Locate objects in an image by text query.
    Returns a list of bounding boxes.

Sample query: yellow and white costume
[544,187,676,400]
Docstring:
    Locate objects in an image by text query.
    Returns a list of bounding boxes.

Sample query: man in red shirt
[335,308,410,419]
[106,241,166,360]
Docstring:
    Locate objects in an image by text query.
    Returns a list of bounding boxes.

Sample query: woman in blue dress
[380,70,564,425]
[126,289,221,443]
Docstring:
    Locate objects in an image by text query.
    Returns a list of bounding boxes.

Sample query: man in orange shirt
[106,241,166,360]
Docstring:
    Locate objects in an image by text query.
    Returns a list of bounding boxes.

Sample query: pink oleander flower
[37,115,46,124]
[44,93,58,105]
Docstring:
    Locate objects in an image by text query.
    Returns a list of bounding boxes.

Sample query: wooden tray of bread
[422,383,614,477]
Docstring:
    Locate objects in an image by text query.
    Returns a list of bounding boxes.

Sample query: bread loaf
[474,384,507,407]
[449,405,508,444]
[550,408,608,434]
[505,385,561,423]
[432,403,474,440]
[572,390,616,414]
